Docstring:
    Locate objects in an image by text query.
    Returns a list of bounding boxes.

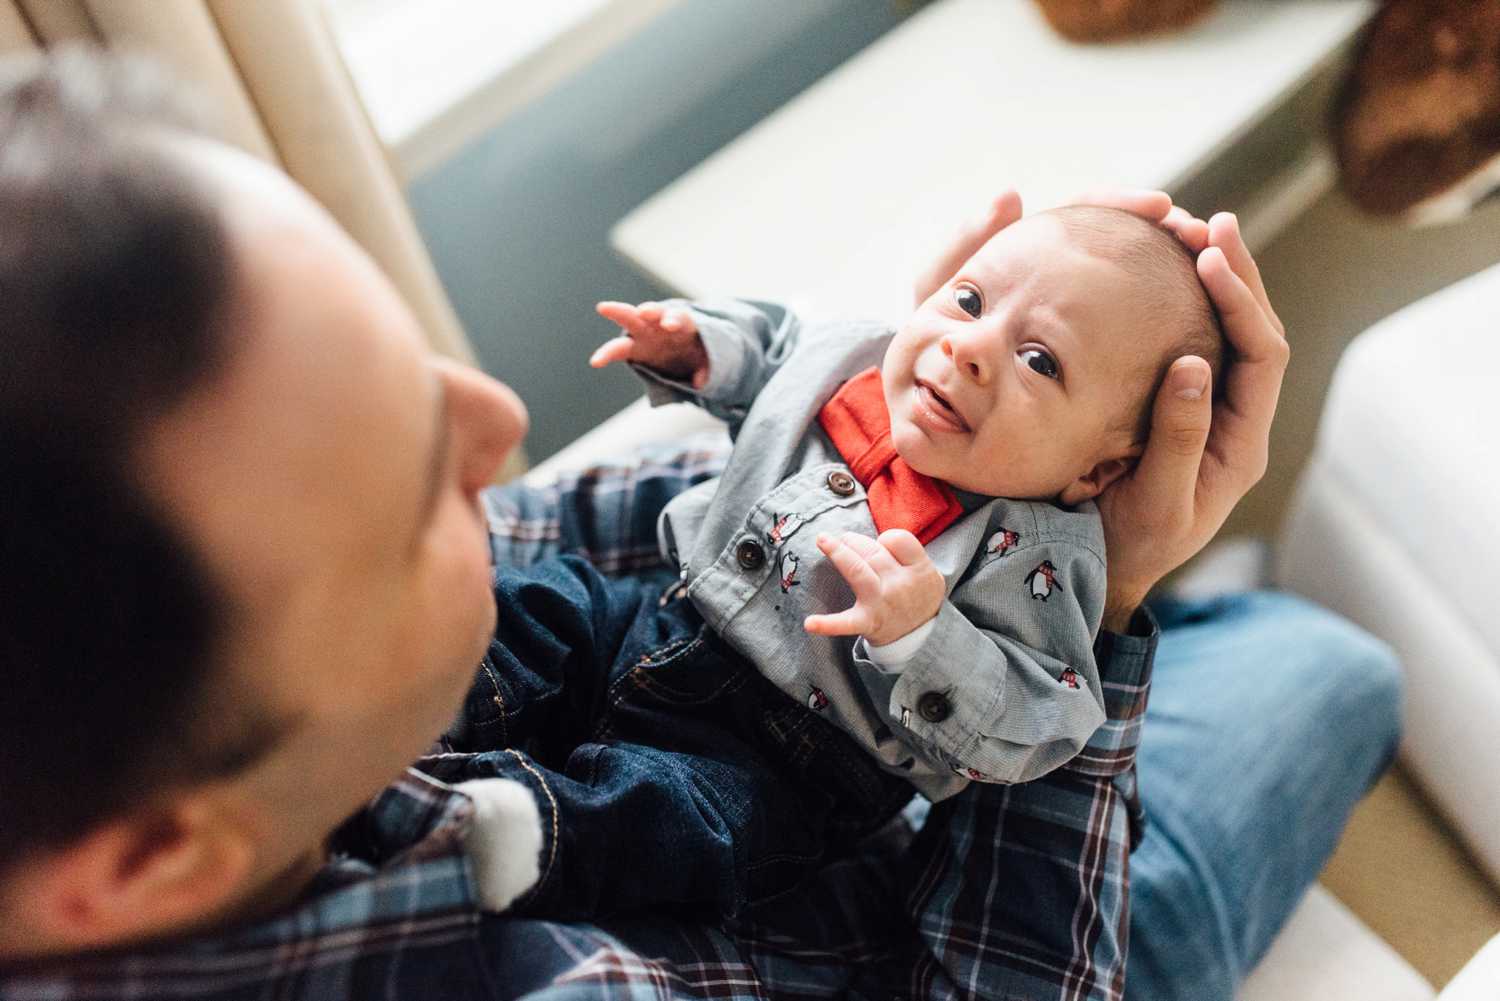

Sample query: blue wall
[407,1,912,460]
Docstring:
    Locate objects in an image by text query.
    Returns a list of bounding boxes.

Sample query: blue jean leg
[1125,591,1404,1001]
[450,555,910,922]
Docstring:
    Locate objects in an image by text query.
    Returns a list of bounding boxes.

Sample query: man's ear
[33,798,254,951]
[1059,452,1139,506]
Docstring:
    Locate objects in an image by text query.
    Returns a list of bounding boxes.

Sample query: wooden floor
[1230,186,1500,988]
[1322,767,1500,987]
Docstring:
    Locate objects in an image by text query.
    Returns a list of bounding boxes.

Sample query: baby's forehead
[968,207,1217,355]
[971,214,1173,330]
[1075,301,1182,400]
[971,211,1150,289]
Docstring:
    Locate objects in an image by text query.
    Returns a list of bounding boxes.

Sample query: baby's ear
[1059,453,1139,506]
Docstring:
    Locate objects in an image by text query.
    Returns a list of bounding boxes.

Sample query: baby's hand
[804,530,945,647]
[592,301,710,389]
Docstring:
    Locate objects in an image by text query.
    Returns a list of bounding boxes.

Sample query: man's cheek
[417,519,496,645]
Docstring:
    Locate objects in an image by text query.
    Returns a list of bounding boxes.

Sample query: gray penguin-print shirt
[635,299,1107,801]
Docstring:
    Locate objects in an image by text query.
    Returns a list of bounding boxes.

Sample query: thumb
[1132,356,1211,502]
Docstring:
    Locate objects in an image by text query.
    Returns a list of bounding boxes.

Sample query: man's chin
[470,603,497,662]
[447,599,498,695]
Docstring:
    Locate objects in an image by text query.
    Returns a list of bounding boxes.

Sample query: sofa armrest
[525,397,727,485]
[1275,260,1500,886]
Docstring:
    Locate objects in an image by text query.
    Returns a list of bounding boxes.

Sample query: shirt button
[735,538,766,570]
[827,470,856,496]
[917,691,951,723]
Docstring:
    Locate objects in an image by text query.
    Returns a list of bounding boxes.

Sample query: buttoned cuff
[629,306,750,419]
[1093,604,1159,665]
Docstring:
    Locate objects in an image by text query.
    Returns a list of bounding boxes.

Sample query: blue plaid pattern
[0,442,1154,1001]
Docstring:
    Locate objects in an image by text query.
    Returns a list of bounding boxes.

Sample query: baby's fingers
[833,531,902,573]
[660,308,697,335]
[816,533,882,598]
[877,529,929,567]
[804,607,871,637]
[588,335,635,368]
[596,300,644,332]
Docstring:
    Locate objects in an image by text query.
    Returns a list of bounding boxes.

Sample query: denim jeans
[444,555,914,920]
[1125,593,1402,1000]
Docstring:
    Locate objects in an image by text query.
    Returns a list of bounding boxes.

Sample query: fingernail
[1173,362,1208,400]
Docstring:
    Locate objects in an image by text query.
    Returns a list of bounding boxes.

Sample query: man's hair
[1045,205,1228,445]
[0,49,271,874]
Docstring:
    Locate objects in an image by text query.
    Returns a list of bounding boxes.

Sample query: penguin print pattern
[1024,560,1059,601]
[779,552,801,593]
[769,512,800,545]
[987,528,1021,557]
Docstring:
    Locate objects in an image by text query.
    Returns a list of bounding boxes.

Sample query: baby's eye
[1020,348,1059,380]
[953,285,982,318]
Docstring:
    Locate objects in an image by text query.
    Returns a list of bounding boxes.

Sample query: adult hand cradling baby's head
[914,191,1289,631]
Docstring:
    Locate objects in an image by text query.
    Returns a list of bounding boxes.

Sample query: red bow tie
[817,367,963,545]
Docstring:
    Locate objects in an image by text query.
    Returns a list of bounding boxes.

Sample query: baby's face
[883,214,1164,504]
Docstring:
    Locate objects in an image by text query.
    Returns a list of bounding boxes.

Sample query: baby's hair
[1043,205,1228,446]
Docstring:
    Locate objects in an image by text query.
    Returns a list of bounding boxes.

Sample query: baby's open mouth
[916,380,970,432]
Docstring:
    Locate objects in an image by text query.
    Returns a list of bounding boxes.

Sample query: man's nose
[438,359,529,494]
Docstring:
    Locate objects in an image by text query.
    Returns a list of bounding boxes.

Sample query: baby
[461,205,1225,921]
[590,205,1224,791]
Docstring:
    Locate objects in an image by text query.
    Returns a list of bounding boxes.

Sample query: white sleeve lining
[863,616,937,667]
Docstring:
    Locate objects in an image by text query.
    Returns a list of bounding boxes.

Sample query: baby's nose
[941,334,989,384]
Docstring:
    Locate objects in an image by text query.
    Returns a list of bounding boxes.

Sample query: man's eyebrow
[411,376,450,550]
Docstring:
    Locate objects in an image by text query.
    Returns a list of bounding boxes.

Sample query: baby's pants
[443,555,915,920]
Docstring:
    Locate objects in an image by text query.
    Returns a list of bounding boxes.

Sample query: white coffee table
[610,0,1373,322]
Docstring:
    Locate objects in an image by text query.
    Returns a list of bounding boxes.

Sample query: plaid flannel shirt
[0,445,1155,1001]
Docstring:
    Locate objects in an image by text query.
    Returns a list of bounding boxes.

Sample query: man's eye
[1020,348,1059,380]
[953,286,982,318]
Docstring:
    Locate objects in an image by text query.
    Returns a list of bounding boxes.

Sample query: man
[0,50,1400,1000]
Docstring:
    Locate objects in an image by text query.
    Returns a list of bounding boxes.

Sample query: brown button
[827,470,856,496]
[917,691,951,723]
[735,538,766,570]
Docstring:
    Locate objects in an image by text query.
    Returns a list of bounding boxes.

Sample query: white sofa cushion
[1240,885,1433,1001]
[1277,261,1500,886]
[1303,263,1500,663]
[1438,931,1500,1000]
